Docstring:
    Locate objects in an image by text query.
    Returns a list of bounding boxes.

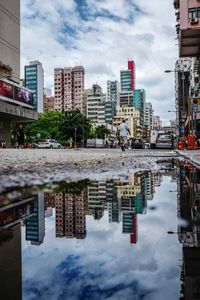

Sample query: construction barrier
[187,133,198,150]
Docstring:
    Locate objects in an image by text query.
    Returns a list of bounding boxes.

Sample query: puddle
[0,160,200,300]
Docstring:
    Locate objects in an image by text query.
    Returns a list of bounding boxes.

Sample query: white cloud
[21,0,178,124]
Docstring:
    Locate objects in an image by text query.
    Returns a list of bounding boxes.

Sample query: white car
[37,139,62,149]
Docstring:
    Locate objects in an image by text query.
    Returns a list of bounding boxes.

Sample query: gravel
[0,148,178,193]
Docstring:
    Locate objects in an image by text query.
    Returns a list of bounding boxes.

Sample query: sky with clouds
[21,0,178,125]
[21,175,182,300]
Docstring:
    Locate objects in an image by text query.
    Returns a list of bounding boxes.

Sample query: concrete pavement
[176,149,200,167]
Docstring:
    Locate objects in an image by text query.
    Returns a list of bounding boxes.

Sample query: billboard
[0,80,13,99]
[14,86,33,106]
[0,79,33,106]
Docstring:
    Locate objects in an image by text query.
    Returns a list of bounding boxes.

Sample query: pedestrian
[117,119,131,151]
[16,124,25,148]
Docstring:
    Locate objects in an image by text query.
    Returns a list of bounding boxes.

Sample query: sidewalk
[176,149,200,167]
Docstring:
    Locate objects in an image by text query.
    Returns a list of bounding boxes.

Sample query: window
[188,8,197,19]
[198,8,200,18]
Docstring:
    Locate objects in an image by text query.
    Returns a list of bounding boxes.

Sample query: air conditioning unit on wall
[190,18,199,24]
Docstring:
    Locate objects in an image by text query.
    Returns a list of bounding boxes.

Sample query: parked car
[130,138,144,149]
[155,133,174,149]
[37,139,62,149]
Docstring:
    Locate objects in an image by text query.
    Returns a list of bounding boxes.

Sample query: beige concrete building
[0,0,37,146]
[113,105,142,138]
[54,66,84,112]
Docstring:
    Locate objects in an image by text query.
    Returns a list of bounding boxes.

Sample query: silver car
[156,134,174,149]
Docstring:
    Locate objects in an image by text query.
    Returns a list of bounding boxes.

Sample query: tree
[24,111,64,142]
[59,109,92,145]
[93,125,111,139]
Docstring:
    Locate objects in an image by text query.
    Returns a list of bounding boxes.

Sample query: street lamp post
[165,69,190,140]
[74,127,77,149]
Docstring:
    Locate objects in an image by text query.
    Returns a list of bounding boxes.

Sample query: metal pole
[75,127,77,149]
[188,97,191,134]
[191,100,194,150]
[83,116,85,148]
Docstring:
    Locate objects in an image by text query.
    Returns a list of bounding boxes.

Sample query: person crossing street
[117,119,131,151]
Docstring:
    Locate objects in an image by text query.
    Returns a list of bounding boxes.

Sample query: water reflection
[1,160,197,300]
[177,161,200,300]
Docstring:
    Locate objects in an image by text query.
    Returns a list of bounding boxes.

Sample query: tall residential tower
[54,66,85,112]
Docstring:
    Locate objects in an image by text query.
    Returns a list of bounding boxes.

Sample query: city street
[0,148,177,193]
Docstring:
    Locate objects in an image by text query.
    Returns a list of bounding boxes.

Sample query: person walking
[16,124,25,148]
[117,119,131,151]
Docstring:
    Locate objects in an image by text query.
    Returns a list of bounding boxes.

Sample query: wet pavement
[1,159,199,300]
[0,149,177,193]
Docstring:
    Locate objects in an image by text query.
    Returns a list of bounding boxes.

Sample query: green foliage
[93,125,111,139]
[24,111,64,142]
[59,109,92,144]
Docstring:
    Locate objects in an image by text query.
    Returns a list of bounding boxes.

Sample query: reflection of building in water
[0,224,22,300]
[106,180,120,223]
[115,172,148,244]
[56,192,86,239]
[44,193,56,209]
[177,161,200,299]
[26,191,45,245]
[0,195,36,229]
[45,207,53,218]
[87,181,107,220]
[152,173,162,187]
[144,171,154,201]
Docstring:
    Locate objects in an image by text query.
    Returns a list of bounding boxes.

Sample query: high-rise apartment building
[25,61,44,112]
[86,84,108,125]
[133,89,146,127]
[107,80,120,103]
[120,70,132,92]
[54,66,84,112]
[145,102,153,130]
[152,115,162,130]
[120,60,135,92]
[128,60,135,91]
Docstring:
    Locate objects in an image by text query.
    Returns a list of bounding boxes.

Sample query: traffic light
[192,98,200,105]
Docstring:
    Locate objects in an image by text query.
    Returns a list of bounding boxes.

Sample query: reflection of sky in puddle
[21,173,181,300]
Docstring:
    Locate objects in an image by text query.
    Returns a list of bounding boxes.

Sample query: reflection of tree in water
[52,180,91,196]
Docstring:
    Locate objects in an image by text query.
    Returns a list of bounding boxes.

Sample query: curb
[176,150,200,167]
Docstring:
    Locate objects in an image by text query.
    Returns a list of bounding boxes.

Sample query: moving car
[37,139,62,149]
[155,133,174,149]
[131,138,144,149]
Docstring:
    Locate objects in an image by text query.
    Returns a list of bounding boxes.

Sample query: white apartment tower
[145,102,153,131]
[54,66,85,112]
[107,80,120,103]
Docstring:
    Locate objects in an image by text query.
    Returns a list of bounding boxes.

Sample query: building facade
[120,70,132,92]
[54,66,84,112]
[107,80,120,103]
[113,105,141,138]
[174,0,200,57]
[133,89,146,127]
[128,60,136,91]
[0,0,37,146]
[25,61,44,113]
